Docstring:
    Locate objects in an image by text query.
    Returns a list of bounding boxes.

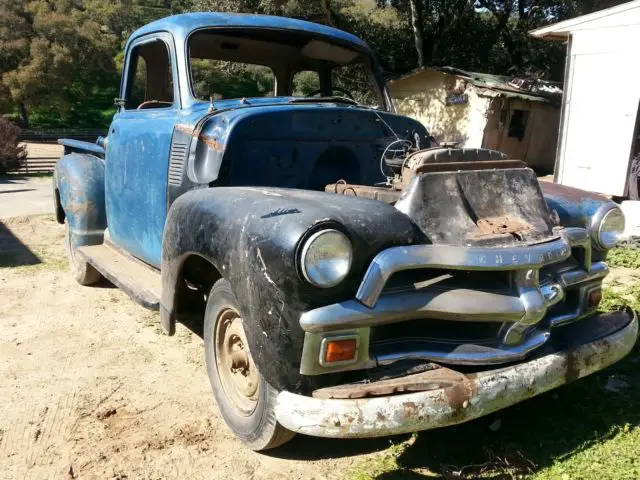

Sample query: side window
[125,40,174,110]
[291,70,320,96]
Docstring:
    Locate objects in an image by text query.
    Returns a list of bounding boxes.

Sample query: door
[105,34,179,267]
[558,50,640,196]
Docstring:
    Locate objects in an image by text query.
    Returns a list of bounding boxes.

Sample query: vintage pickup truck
[53,12,637,450]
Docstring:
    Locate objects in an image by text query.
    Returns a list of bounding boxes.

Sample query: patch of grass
[349,439,413,480]
[600,280,640,312]
[7,255,67,274]
[606,246,640,270]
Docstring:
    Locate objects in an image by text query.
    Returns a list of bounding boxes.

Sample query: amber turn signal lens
[324,338,357,364]
[588,289,602,309]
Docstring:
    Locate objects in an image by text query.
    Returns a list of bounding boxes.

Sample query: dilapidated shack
[388,66,562,173]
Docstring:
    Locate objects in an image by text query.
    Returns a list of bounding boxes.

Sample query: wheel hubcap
[215,309,259,415]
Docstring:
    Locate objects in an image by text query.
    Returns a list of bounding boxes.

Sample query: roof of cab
[129,12,370,50]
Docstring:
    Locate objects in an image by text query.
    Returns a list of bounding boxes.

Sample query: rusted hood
[395,168,557,247]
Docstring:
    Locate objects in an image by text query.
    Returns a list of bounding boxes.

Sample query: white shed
[531,1,640,197]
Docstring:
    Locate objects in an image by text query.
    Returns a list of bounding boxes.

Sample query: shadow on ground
[0,189,35,194]
[0,221,41,267]
[0,173,52,183]
[267,340,640,479]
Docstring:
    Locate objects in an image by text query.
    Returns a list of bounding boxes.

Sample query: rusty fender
[274,310,638,438]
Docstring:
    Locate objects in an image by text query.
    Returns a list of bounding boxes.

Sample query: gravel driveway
[0,176,53,219]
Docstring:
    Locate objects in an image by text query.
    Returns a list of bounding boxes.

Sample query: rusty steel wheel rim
[215,308,259,416]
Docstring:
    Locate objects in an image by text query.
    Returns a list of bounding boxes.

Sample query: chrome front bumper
[278,310,638,438]
[299,228,606,375]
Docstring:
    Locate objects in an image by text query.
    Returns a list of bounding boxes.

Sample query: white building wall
[556,15,640,195]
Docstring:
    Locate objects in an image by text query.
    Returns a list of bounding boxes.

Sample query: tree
[0,0,119,127]
[0,117,26,173]
[408,0,425,67]
[0,0,633,128]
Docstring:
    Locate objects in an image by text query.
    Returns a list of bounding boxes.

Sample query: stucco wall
[388,70,490,148]
[389,70,560,172]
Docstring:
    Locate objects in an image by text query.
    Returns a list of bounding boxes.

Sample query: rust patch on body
[473,216,530,239]
[312,366,462,399]
[174,124,225,152]
[402,401,421,419]
[175,124,194,135]
[325,182,401,204]
[199,135,225,152]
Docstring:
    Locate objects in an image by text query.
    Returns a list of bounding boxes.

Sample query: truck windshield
[188,29,384,109]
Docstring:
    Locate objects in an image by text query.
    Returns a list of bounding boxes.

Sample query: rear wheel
[64,223,102,286]
[204,279,295,451]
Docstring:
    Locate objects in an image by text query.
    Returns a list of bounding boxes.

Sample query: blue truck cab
[54,13,637,451]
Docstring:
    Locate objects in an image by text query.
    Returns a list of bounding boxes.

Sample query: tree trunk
[18,101,29,129]
[409,0,425,67]
[320,0,333,26]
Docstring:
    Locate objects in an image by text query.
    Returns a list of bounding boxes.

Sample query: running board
[77,243,161,310]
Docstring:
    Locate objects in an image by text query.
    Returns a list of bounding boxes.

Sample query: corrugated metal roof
[389,66,562,104]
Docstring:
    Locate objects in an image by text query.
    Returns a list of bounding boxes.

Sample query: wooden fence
[19,129,106,144]
[12,143,64,174]
[11,130,106,174]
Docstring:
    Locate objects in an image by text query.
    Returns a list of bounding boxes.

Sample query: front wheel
[203,279,295,451]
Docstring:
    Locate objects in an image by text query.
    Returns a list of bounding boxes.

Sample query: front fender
[161,186,425,393]
[541,182,619,253]
[55,153,106,248]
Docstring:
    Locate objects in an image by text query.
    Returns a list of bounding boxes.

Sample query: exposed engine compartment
[326,147,557,247]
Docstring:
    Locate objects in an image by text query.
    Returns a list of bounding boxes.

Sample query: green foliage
[292,71,321,96]
[0,0,633,127]
[191,59,275,100]
[0,0,122,128]
[606,246,640,270]
[600,281,640,313]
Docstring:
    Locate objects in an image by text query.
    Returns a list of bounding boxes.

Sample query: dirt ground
[0,215,392,480]
[0,176,53,218]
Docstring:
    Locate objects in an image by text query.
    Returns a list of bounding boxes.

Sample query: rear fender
[55,153,107,248]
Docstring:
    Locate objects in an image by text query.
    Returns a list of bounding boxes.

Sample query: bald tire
[203,278,295,451]
[64,223,102,286]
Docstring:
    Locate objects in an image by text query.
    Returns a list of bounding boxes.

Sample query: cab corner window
[292,71,320,97]
[125,40,174,110]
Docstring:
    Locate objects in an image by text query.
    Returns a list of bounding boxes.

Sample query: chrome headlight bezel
[592,206,625,250]
[300,229,353,288]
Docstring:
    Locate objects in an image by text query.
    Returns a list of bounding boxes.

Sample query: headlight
[300,229,352,288]
[594,207,625,250]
